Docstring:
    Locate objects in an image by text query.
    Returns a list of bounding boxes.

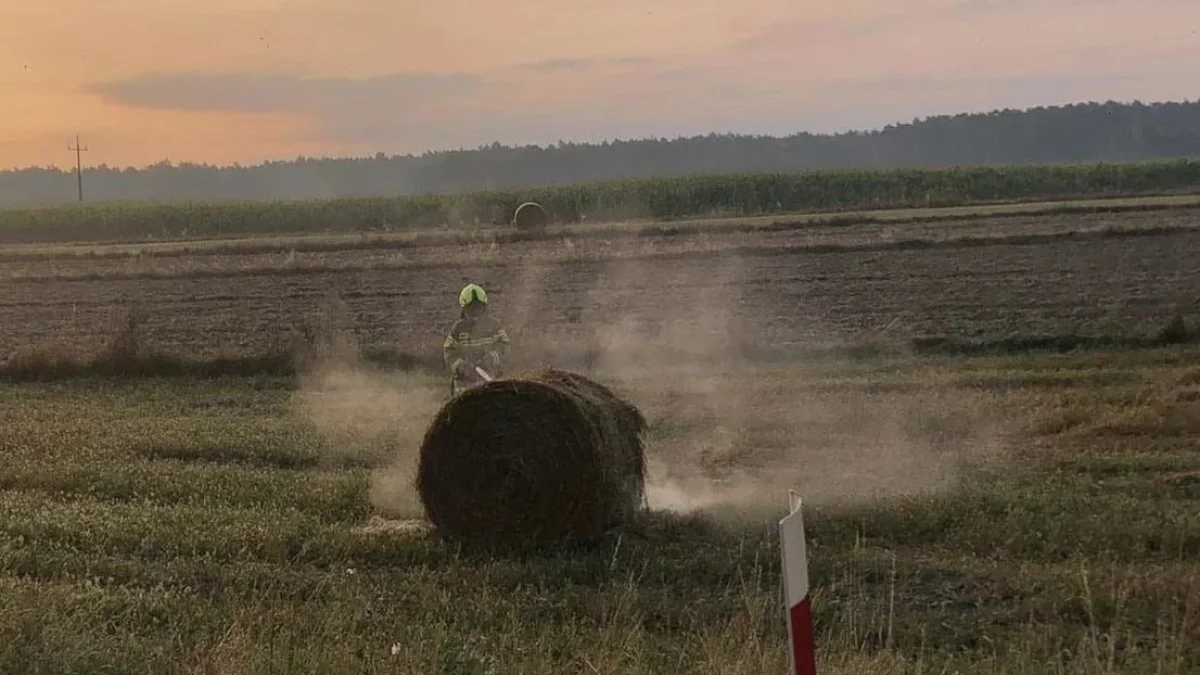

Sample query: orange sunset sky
[3,0,1199,170]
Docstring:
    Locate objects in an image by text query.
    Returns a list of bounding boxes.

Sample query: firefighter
[443,283,510,395]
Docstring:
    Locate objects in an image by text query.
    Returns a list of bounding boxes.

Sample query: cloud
[517,58,596,73]
[86,52,1200,157]
[733,13,900,52]
[89,71,483,115]
[87,53,664,117]
[515,56,658,74]
[85,58,678,151]
[79,0,1200,157]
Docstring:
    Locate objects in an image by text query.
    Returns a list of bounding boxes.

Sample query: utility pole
[68,134,88,202]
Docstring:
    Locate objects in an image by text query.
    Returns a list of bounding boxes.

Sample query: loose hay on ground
[352,516,431,537]
[415,368,646,550]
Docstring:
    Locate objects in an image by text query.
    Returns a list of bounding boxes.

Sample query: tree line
[3,99,1200,207]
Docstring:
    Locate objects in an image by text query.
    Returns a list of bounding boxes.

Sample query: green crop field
[3,158,1200,244]
[1,170,1199,674]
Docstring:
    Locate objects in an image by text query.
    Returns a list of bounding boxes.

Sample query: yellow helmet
[459,283,488,308]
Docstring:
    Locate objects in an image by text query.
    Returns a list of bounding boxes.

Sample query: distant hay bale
[512,201,549,230]
[416,368,646,549]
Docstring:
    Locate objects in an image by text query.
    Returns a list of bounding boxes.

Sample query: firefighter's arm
[494,325,511,357]
[443,332,467,375]
[486,326,510,366]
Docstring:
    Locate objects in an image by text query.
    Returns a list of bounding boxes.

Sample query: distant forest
[4,99,1200,207]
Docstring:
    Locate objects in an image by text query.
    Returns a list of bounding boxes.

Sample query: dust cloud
[287,312,443,520]
[566,253,1009,521]
[294,361,441,518]
[289,250,1010,527]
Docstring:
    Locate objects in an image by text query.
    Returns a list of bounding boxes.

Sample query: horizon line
[4,96,1193,174]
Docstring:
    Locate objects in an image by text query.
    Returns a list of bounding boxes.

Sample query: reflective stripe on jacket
[443,315,510,374]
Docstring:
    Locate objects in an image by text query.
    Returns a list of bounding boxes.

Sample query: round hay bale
[512,201,549,229]
[416,368,646,549]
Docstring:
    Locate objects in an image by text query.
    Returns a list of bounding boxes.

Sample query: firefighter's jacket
[443,314,510,378]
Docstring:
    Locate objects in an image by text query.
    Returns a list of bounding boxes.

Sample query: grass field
[1,348,1198,674]
[1,191,1199,673]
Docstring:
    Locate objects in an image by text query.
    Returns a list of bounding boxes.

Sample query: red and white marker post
[780,490,817,675]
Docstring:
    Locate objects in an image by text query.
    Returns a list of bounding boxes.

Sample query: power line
[68,134,88,202]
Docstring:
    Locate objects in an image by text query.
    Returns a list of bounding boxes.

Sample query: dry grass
[0,310,438,382]
[1,345,1198,673]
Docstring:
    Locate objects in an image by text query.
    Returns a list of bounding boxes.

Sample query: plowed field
[1,206,1197,361]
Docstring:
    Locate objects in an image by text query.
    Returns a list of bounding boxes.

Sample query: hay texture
[512,201,549,229]
[416,368,646,549]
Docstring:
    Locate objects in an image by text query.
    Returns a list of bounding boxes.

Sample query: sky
[2,0,1199,169]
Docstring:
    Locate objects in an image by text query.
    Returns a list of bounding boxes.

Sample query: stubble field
[1,198,1199,674]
